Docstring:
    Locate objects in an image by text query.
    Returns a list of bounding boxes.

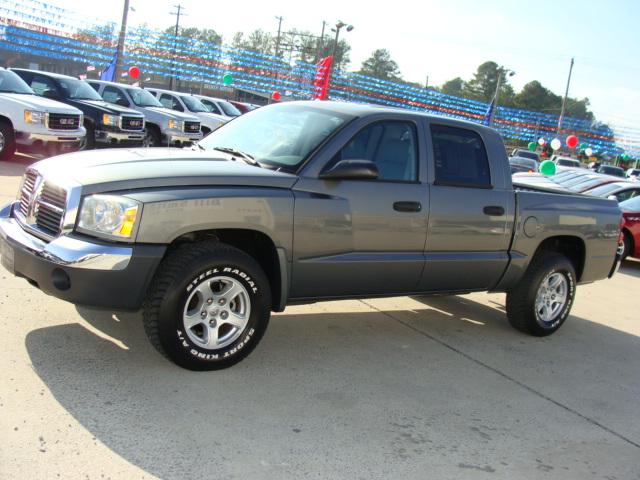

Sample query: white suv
[0,68,85,160]
[193,95,242,121]
[145,88,227,135]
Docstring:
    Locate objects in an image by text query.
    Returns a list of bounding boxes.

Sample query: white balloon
[538,137,546,146]
[585,147,593,157]
[551,138,562,151]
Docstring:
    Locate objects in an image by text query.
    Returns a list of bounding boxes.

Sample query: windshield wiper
[213,147,261,167]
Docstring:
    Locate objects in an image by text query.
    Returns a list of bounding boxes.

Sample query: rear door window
[431,124,491,187]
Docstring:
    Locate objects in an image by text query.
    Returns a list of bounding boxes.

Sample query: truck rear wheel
[143,241,271,370]
[505,252,576,336]
[0,122,16,161]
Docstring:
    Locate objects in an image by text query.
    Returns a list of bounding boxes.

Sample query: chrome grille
[19,170,38,217]
[121,116,144,131]
[47,113,81,130]
[184,121,200,133]
[16,170,67,238]
[35,182,66,236]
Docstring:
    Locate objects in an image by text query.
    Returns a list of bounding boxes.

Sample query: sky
[48,0,640,127]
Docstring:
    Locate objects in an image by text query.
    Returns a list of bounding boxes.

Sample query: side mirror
[115,98,130,107]
[607,195,619,201]
[42,89,59,100]
[319,159,379,180]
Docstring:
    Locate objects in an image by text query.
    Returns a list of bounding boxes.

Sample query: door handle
[483,205,505,216]
[394,201,422,212]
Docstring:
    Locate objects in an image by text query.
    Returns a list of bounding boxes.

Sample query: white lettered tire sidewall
[149,244,271,370]
[533,267,575,331]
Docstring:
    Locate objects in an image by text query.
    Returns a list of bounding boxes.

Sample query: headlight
[168,119,183,130]
[102,114,119,126]
[77,195,141,240]
[24,110,46,124]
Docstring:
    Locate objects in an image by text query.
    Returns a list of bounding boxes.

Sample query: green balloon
[579,143,587,150]
[222,73,233,86]
[528,141,537,152]
[539,160,557,176]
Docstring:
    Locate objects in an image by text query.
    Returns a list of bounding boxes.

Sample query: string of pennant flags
[1,1,638,157]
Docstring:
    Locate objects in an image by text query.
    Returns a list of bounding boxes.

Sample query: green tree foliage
[441,62,596,122]
[231,29,275,56]
[462,61,515,106]
[162,26,222,46]
[359,48,402,81]
[440,77,465,96]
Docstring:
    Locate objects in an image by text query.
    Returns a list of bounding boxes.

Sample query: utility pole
[316,20,327,61]
[169,4,186,90]
[114,0,130,80]
[557,57,575,134]
[275,16,283,57]
[425,75,429,90]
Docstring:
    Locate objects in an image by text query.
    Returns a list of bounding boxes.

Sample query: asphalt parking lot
[0,156,639,480]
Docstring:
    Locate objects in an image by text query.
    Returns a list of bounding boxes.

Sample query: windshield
[182,95,208,112]
[557,159,580,167]
[58,77,103,100]
[127,88,163,107]
[219,100,241,117]
[620,195,640,212]
[585,182,627,196]
[0,70,34,94]
[513,151,538,161]
[599,166,625,176]
[510,158,537,169]
[198,103,350,171]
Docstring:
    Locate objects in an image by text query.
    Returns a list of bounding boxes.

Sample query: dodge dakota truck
[0,101,622,371]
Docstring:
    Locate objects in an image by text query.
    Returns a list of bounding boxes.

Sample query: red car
[620,195,640,259]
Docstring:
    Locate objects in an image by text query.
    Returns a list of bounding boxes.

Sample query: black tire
[143,241,272,370]
[621,230,633,261]
[0,121,16,161]
[506,252,576,336]
[143,125,161,147]
[79,123,95,150]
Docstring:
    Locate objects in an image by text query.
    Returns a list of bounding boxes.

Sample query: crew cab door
[417,122,514,291]
[290,118,429,299]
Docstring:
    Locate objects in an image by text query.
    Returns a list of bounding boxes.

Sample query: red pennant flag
[313,55,333,100]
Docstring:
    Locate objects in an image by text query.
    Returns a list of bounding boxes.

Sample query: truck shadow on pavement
[24,295,640,479]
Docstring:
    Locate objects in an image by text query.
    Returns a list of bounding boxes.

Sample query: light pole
[557,57,575,134]
[114,0,130,80]
[491,66,515,126]
[328,21,353,95]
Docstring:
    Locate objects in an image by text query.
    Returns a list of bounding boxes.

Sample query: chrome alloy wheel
[535,272,568,325]
[0,131,5,153]
[182,276,251,350]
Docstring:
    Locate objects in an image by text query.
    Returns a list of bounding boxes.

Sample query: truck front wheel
[143,242,272,370]
[0,122,16,161]
[505,252,576,336]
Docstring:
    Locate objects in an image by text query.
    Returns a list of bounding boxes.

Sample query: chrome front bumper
[0,202,131,271]
[95,130,145,144]
[15,130,86,146]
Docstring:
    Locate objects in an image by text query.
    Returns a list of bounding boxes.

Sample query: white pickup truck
[0,68,85,160]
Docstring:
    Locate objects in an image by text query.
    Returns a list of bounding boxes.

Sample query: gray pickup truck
[0,102,622,370]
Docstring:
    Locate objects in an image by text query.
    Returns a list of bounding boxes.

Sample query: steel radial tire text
[142,241,271,370]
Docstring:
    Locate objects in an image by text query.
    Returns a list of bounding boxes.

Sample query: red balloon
[128,66,140,79]
[566,135,578,149]
[271,91,281,102]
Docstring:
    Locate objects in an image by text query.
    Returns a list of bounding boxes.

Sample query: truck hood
[144,107,200,122]
[0,93,82,114]
[33,148,298,193]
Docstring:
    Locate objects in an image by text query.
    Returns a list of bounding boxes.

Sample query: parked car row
[0,67,260,159]
[513,166,640,202]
